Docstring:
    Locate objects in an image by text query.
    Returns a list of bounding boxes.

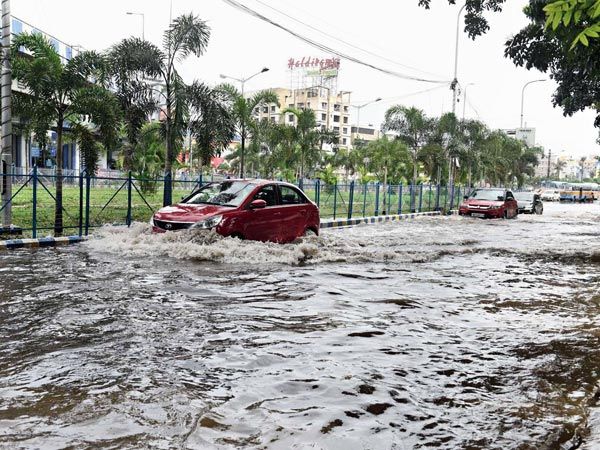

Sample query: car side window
[280,186,306,205]
[253,185,278,207]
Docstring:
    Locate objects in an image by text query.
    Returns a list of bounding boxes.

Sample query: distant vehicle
[150,180,320,243]
[541,189,560,202]
[559,189,596,203]
[458,188,519,219]
[514,191,543,214]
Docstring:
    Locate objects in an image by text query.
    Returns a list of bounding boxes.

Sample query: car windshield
[468,189,505,201]
[184,181,256,207]
[514,192,534,201]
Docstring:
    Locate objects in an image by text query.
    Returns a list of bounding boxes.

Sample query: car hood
[154,203,233,222]
[462,199,504,207]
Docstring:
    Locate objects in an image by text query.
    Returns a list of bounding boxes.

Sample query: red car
[151,180,320,243]
[458,188,519,219]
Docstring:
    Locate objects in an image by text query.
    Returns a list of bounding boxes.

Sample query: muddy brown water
[1,203,600,449]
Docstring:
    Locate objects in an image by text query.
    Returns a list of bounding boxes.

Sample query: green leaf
[552,11,563,29]
[581,33,590,45]
[574,9,583,22]
[563,9,573,25]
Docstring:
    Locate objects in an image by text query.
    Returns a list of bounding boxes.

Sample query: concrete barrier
[320,211,441,229]
[0,236,87,250]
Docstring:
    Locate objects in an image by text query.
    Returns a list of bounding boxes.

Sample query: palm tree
[106,38,163,171]
[383,105,431,187]
[219,84,279,177]
[12,33,121,235]
[187,82,235,174]
[110,14,235,205]
[555,159,567,179]
[282,107,336,180]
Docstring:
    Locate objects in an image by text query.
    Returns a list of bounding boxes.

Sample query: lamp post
[126,12,145,40]
[220,67,269,178]
[462,83,474,121]
[451,3,467,116]
[520,79,545,128]
[1,0,12,229]
[351,97,382,145]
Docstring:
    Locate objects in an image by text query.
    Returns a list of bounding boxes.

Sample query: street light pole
[351,97,382,146]
[126,12,145,40]
[520,79,545,128]
[1,0,12,228]
[451,3,467,116]
[220,67,269,178]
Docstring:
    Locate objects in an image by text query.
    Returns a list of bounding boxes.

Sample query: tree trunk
[54,116,64,236]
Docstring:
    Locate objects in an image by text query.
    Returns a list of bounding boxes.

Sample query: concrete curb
[0,235,87,250]
[320,211,441,229]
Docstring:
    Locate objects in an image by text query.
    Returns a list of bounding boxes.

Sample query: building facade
[254,86,352,151]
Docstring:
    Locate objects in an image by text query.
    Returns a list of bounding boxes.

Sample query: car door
[242,184,283,242]
[505,190,518,218]
[278,184,310,242]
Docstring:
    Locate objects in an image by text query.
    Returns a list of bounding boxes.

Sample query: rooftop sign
[287,56,341,70]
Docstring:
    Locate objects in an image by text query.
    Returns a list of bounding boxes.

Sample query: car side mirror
[249,199,267,209]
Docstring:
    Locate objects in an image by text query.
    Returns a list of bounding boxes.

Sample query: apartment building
[254,87,352,151]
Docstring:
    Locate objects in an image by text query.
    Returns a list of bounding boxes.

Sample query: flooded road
[1,203,600,449]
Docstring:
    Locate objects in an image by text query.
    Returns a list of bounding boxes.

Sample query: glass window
[468,189,505,201]
[262,106,269,113]
[271,105,276,112]
[342,138,347,145]
[343,127,348,134]
[321,102,327,109]
[12,19,23,35]
[321,113,326,120]
[184,181,256,207]
[333,115,340,122]
[288,114,295,123]
[253,185,278,206]
[343,116,348,124]
[280,186,305,205]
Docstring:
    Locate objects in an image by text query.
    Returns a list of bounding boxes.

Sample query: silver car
[515,191,543,214]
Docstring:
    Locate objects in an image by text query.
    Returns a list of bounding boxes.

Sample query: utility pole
[449,3,466,193]
[1,0,12,228]
[547,149,552,178]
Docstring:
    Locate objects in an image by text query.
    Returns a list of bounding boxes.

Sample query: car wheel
[303,228,317,237]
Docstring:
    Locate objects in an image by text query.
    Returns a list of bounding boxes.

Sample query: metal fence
[0,168,465,238]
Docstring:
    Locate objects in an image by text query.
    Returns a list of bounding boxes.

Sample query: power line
[377,84,450,104]
[250,0,446,80]
[222,0,450,84]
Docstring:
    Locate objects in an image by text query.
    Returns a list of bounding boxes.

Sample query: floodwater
[1,203,600,449]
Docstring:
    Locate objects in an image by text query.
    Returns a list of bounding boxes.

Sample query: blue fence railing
[0,168,465,238]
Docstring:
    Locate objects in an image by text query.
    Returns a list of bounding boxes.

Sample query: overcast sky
[13,0,600,157]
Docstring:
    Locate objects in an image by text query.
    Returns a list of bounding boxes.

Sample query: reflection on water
[1,203,599,449]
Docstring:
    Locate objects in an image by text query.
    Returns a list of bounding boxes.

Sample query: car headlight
[190,215,223,230]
